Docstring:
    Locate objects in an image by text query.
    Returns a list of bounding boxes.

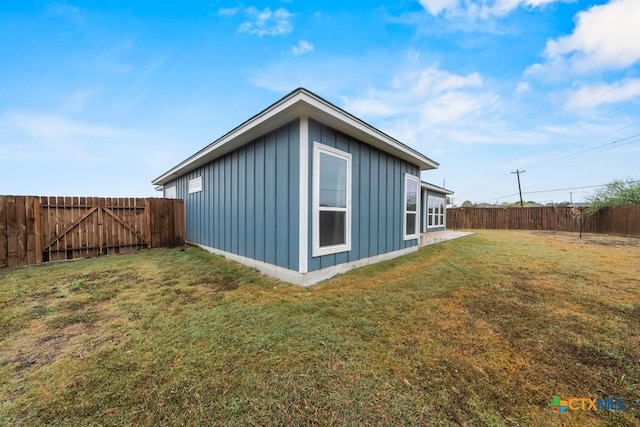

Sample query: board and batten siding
[306,119,420,272]
[165,120,300,271]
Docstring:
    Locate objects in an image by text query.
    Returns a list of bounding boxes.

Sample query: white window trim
[165,185,177,199]
[298,116,309,273]
[312,142,352,257]
[188,176,202,194]
[427,194,446,229]
[404,173,420,240]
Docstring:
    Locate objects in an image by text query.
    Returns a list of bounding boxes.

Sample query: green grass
[1,231,639,426]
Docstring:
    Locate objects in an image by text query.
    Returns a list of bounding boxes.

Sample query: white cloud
[59,89,96,113]
[418,0,565,19]
[343,97,398,116]
[565,78,640,110]
[342,66,484,121]
[218,7,239,17]
[418,0,458,15]
[238,7,293,36]
[0,111,144,164]
[515,81,531,95]
[413,67,483,93]
[1,112,132,141]
[528,0,640,76]
[340,64,507,149]
[47,3,85,25]
[292,40,314,56]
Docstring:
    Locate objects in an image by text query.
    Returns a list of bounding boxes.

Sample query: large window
[313,143,351,256]
[404,174,420,240]
[427,194,446,228]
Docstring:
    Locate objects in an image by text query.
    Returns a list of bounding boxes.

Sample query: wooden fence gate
[0,196,184,268]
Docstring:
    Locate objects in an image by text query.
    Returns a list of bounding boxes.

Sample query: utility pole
[569,192,573,205]
[511,169,526,207]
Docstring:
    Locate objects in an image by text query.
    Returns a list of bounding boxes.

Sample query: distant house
[152,88,450,285]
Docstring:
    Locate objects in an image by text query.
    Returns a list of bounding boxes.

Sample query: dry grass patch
[1,231,639,426]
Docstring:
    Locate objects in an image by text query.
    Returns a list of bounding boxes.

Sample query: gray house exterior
[152,88,442,285]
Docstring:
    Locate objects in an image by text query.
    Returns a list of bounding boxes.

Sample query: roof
[421,181,454,195]
[152,88,439,186]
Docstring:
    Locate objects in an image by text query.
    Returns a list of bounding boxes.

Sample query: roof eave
[421,181,454,195]
[152,88,439,186]
[152,91,307,186]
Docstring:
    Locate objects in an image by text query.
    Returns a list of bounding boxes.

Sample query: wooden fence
[0,196,184,268]
[448,205,640,237]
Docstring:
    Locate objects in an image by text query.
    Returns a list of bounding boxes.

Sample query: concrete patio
[420,230,473,247]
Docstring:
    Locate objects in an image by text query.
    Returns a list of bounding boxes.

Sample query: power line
[460,77,640,198]
[548,74,639,125]
[466,133,640,204]
[543,93,640,147]
[482,184,606,203]
[527,75,640,154]
[535,132,640,168]
[465,93,640,194]
[530,120,640,170]
[480,180,640,203]
[465,172,511,193]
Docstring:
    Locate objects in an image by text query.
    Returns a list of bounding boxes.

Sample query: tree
[461,200,474,207]
[586,178,640,214]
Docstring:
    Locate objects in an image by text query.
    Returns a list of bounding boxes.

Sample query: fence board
[33,196,42,265]
[0,196,6,268]
[7,196,19,267]
[86,197,97,257]
[25,197,37,265]
[448,205,640,237]
[0,196,184,268]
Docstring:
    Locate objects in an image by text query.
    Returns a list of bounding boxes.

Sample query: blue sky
[1,0,639,204]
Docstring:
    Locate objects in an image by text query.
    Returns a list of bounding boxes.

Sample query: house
[152,88,448,285]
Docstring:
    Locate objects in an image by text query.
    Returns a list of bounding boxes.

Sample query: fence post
[174,199,184,246]
[0,196,6,268]
[145,198,153,249]
[33,197,42,264]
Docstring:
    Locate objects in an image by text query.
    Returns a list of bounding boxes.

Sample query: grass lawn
[1,230,639,426]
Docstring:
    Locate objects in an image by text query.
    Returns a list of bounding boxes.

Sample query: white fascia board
[152,89,439,186]
[421,181,454,195]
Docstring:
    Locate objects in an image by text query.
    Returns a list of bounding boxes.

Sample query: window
[313,142,351,256]
[427,194,446,228]
[165,186,177,199]
[404,174,419,240]
[188,176,202,194]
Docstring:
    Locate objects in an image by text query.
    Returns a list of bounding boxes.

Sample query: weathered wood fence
[0,196,184,268]
[448,205,640,237]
